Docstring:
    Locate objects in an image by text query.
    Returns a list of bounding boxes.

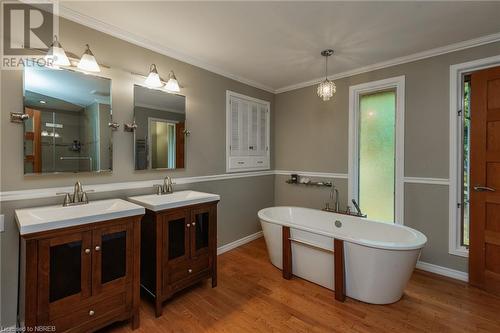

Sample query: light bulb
[144,64,163,88]
[77,44,100,72]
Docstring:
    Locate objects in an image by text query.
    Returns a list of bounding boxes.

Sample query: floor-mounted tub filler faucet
[154,176,175,195]
[56,181,94,206]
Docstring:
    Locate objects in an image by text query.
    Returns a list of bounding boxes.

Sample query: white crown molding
[416,261,468,282]
[403,177,450,186]
[57,5,276,94]
[274,170,348,179]
[217,231,263,255]
[275,32,500,94]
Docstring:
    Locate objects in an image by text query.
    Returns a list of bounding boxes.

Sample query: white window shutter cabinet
[226,91,270,172]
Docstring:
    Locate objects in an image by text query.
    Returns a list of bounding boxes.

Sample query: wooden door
[37,231,92,322]
[469,66,500,295]
[92,221,134,296]
[24,107,42,173]
[162,209,191,287]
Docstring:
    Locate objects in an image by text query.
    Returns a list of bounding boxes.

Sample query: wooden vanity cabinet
[19,215,143,332]
[140,201,218,317]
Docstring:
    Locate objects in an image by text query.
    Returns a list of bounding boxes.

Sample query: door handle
[473,185,496,192]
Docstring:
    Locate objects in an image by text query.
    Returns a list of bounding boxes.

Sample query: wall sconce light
[165,70,180,93]
[144,64,163,88]
[77,44,101,72]
[45,35,71,67]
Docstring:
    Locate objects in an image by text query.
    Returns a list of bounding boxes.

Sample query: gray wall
[0,18,274,327]
[274,41,500,274]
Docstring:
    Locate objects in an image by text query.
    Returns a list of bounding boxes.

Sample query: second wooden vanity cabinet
[140,201,218,317]
[19,215,142,332]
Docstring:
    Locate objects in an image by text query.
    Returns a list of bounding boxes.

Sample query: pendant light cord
[325,55,328,80]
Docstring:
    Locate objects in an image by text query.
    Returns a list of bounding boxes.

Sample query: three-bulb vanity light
[44,35,101,72]
[144,64,181,93]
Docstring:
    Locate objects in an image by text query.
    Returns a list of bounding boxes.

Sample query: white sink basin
[15,199,145,235]
[128,190,220,212]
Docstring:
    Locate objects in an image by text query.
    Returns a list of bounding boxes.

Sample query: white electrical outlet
[0,214,4,232]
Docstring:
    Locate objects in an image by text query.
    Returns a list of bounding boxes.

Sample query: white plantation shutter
[227,91,270,171]
[230,98,240,154]
[249,103,259,156]
[240,101,249,156]
[258,104,268,155]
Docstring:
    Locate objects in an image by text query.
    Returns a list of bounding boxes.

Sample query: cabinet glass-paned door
[49,240,83,302]
[93,222,133,294]
[191,207,211,256]
[38,231,92,311]
[164,210,190,261]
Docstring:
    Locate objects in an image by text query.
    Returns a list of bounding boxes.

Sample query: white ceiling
[61,1,500,92]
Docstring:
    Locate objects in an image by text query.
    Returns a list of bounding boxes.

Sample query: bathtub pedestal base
[281,226,346,302]
[282,226,293,280]
[334,239,345,302]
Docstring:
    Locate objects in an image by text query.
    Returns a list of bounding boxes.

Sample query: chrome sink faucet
[154,176,175,195]
[57,181,94,206]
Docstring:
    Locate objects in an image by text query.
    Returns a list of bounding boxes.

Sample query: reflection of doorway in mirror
[148,117,176,169]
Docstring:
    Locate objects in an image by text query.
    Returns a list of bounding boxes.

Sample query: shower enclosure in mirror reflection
[23,67,112,174]
[133,85,186,170]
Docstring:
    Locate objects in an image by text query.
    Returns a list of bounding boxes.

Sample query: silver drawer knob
[89,310,95,316]
[95,246,101,251]
[84,248,91,254]
[192,222,196,226]
[188,269,192,274]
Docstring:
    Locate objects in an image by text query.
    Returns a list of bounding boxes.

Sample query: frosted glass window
[358,90,396,223]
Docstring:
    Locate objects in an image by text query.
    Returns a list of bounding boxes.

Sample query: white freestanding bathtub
[258,206,427,304]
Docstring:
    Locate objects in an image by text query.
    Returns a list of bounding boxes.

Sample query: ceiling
[61,1,500,92]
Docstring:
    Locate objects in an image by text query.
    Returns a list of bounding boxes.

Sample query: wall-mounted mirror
[134,85,185,170]
[23,67,112,174]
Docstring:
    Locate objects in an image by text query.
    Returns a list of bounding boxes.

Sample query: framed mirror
[23,67,112,174]
[133,85,186,170]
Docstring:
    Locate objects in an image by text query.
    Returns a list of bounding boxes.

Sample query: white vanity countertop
[15,198,145,235]
[128,190,220,212]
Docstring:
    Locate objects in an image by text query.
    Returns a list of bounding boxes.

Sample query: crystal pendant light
[144,64,163,88]
[165,70,180,92]
[317,49,336,101]
[77,44,101,72]
[44,35,70,67]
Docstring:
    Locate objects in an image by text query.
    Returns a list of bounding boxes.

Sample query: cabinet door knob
[188,269,192,274]
[187,223,191,228]
[84,248,91,254]
[95,246,101,251]
[89,310,95,316]
[192,222,196,226]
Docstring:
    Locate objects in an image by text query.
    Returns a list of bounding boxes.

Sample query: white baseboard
[416,260,468,282]
[217,231,263,255]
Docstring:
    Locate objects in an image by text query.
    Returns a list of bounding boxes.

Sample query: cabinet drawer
[228,156,251,169]
[251,156,269,169]
[49,291,131,332]
[165,254,210,287]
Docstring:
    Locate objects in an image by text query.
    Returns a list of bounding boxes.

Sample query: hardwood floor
[103,237,500,333]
